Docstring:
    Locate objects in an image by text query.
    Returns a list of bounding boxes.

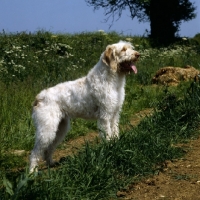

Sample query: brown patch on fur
[102,45,118,72]
[121,46,127,52]
[152,65,200,86]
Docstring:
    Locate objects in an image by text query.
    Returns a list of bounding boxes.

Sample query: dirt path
[119,137,200,200]
[54,132,99,160]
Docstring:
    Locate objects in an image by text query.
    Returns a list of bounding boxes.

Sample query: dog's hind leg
[43,117,70,166]
[29,104,63,173]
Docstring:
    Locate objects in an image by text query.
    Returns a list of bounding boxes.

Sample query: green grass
[0,31,200,199]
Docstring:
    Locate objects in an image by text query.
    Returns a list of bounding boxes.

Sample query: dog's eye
[121,47,127,52]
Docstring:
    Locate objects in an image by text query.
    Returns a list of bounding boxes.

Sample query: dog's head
[102,41,140,74]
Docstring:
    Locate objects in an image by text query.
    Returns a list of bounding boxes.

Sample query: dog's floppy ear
[102,45,118,72]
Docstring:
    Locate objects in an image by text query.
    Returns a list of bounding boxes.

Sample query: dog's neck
[86,59,126,88]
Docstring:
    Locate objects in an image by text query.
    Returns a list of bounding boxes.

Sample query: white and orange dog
[29,41,140,172]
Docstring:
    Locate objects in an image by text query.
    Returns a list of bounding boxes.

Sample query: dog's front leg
[97,117,113,140]
[110,113,120,138]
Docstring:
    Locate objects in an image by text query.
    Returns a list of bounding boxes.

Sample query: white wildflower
[125,38,133,42]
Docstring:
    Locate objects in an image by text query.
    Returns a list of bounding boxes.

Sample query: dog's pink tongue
[131,65,137,74]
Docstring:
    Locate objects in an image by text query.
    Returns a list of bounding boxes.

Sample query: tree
[85,0,196,45]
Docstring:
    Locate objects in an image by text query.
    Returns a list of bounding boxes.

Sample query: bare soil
[118,137,200,200]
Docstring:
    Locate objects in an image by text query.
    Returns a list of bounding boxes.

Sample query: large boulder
[152,65,200,86]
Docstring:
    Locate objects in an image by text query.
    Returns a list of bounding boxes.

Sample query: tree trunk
[149,0,178,45]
